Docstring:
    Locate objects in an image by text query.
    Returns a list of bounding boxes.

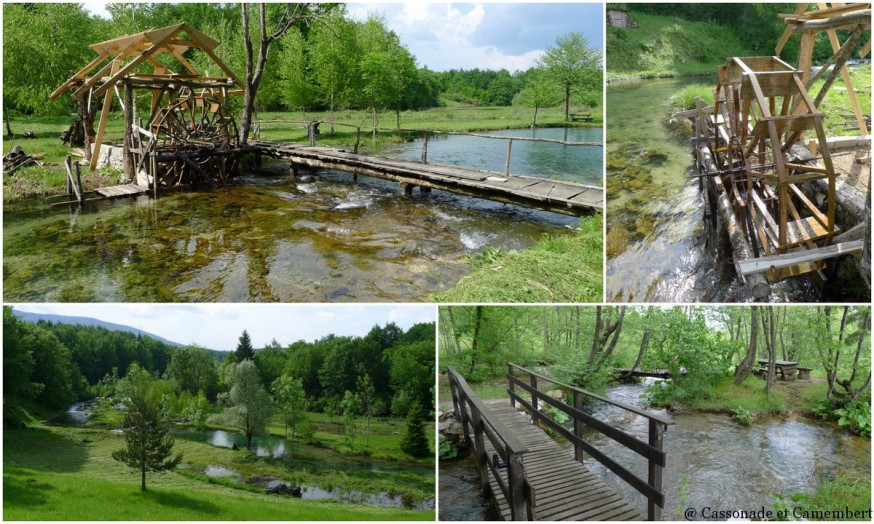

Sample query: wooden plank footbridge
[673,4,870,298]
[251,128,603,216]
[447,364,673,521]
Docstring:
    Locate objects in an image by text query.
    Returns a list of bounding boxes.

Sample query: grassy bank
[4,419,434,521]
[606,12,755,80]
[652,375,831,422]
[433,213,603,303]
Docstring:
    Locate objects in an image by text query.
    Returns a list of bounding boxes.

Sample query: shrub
[400,401,431,458]
[731,407,754,426]
[834,400,871,437]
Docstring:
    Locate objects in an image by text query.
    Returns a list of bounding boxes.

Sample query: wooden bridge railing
[507,363,673,521]
[447,366,536,521]
[252,119,602,178]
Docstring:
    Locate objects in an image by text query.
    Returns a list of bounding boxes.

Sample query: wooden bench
[569,113,594,122]
[796,367,812,380]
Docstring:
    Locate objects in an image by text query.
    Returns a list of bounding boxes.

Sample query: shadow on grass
[3,467,55,509]
[3,427,89,473]
[138,489,221,516]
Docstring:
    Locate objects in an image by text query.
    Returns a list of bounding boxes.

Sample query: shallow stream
[4,128,599,302]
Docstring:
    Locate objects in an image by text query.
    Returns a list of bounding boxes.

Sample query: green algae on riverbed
[4,171,568,302]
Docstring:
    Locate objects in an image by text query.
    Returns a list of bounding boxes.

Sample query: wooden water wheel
[148,93,240,187]
[704,56,838,281]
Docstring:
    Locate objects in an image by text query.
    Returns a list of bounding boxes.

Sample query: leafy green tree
[167,344,218,399]
[219,360,273,450]
[399,401,431,458]
[234,330,255,363]
[3,308,40,427]
[356,372,376,445]
[390,340,435,415]
[25,325,76,410]
[272,373,308,458]
[341,390,361,453]
[112,364,182,491]
[538,32,601,121]
[513,68,561,126]
[3,3,108,118]
[308,7,358,132]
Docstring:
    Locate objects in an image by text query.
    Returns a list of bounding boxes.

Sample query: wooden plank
[738,240,863,275]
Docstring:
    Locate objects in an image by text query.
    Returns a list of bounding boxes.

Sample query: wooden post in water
[573,390,584,462]
[505,139,513,177]
[647,420,665,521]
[123,83,134,181]
[421,131,429,163]
[151,153,158,199]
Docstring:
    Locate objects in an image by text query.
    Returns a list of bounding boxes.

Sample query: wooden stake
[90,60,120,170]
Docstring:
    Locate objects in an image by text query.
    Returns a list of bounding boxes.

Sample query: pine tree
[111,376,182,491]
[235,330,255,362]
[400,400,431,458]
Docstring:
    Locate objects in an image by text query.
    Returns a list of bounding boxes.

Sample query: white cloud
[349,3,544,72]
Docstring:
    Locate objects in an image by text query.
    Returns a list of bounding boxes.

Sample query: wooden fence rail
[507,363,673,521]
[447,366,536,521]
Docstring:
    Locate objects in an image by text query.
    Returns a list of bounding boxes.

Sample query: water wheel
[148,93,240,187]
[707,56,838,280]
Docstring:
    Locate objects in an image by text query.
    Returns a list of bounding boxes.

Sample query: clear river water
[3,127,600,302]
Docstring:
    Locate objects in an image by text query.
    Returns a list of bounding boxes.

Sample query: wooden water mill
[50,23,244,192]
[679,3,870,296]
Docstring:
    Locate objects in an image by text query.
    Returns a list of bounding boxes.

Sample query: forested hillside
[3,306,435,429]
[606,3,872,79]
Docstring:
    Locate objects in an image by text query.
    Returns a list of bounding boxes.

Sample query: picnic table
[757,359,799,381]
[569,113,594,122]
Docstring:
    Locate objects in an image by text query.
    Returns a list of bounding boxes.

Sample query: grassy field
[434,213,603,303]
[4,415,435,521]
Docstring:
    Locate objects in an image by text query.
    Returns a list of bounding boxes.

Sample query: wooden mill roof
[50,23,240,101]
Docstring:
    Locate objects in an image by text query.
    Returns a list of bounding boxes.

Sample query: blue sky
[81,2,603,73]
[12,304,436,351]
[347,3,603,72]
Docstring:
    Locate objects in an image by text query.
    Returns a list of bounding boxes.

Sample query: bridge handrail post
[529,372,538,414]
[647,419,665,521]
[504,138,513,177]
[470,407,491,496]
[421,131,429,163]
[573,390,584,462]
[449,372,473,449]
[507,448,531,521]
[508,364,516,408]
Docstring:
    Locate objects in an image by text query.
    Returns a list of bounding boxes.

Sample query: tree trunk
[734,306,759,384]
[564,85,570,121]
[371,106,377,139]
[141,467,147,491]
[468,306,483,375]
[4,102,12,138]
[533,105,539,127]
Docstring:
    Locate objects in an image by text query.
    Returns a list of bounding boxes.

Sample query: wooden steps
[95,183,149,198]
[482,401,643,521]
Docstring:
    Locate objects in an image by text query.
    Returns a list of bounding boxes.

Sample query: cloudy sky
[80,2,603,72]
[12,304,435,351]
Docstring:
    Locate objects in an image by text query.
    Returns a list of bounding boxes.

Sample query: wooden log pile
[3,145,41,175]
